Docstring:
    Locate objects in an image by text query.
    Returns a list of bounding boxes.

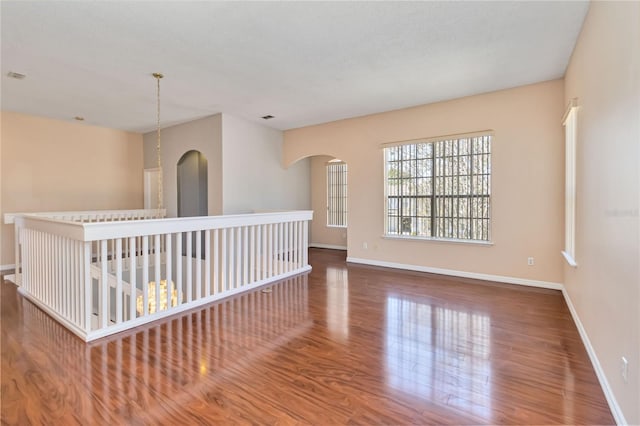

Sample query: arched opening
[306,155,349,251]
[177,150,208,218]
[178,150,208,259]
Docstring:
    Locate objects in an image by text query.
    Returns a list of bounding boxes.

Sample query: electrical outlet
[527,257,534,266]
[621,357,628,383]
[363,242,368,250]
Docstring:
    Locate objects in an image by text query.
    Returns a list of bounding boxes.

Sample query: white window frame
[383,131,492,243]
[326,160,347,228]
[562,99,578,267]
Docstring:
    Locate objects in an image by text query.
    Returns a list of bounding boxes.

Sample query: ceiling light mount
[152,72,164,79]
[261,115,274,120]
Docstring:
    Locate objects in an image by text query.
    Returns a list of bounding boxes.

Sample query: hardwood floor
[2,248,614,425]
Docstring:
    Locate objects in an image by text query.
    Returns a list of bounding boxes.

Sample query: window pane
[384,134,491,241]
[327,162,347,227]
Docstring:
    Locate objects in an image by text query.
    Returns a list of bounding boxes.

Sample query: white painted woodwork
[11,210,312,341]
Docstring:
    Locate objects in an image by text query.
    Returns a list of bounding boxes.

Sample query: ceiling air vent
[7,71,26,79]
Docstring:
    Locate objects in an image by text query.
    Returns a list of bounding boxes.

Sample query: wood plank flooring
[1,248,614,424]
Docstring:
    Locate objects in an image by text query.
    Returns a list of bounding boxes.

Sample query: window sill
[382,234,493,246]
[562,251,577,267]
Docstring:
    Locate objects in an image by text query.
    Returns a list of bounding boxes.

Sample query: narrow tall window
[562,100,578,266]
[327,160,347,227]
[384,133,492,242]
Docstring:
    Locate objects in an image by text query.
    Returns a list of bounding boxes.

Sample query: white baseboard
[4,274,16,284]
[0,264,16,272]
[562,288,627,426]
[309,243,347,251]
[345,257,563,290]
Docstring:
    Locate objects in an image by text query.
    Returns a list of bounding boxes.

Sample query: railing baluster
[56,236,62,316]
[59,236,64,313]
[142,236,149,316]
[205,230,211,297]
[221,229,227,292]
[109,238,115,273]
[54,236,59,314]
[303,221,309,266]
[196,230,202,300]
[261,225,267,280]
[48,234,53,307]
[186,232,192,303]
[154,234,161,313]
[229,228,235,289]
[292,221,298,269]
[242,226,248,285]
[84,241,92,332]
[44,233,49,305]
[65,238,71,320]
[236,227,241,288]
[278,222,283,275]
[166,233,172,310]
[116,238,123,323]
[34,231,38,299]
[123,235,129,271]
[13,221,21,286]
[267,224,273,278]
[100,239,108,329]
[213,229,219,295]
[176,232,183,307]
[249,225,256,284]
[284,221,290,273]
[69,238,75,324]
[41,233,51,306]
[129,237,137,321]
[49,235,60,310]
[75,239,81,325]
[23,230,30,294]
[292,221,297,270]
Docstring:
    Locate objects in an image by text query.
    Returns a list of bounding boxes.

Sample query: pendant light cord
[153,73,164,214]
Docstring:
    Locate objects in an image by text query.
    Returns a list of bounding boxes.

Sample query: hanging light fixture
[153,72,164,213]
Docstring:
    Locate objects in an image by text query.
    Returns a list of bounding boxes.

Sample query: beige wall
[221,114,310,214]
[143,114,223,217]
[563,2,640,423]
[285,80,565,284]
[142,113,309,217]
[1,111,144,266]
[310,155,347,248]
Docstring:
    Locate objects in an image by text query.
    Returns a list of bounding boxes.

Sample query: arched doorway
[308,155,348,251]
[177,150,208,218]
[178,150,208,259]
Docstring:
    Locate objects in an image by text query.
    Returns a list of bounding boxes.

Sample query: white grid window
[327,161,347,227]
[384,133,492,242]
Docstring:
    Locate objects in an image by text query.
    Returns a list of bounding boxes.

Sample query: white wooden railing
[5,209,166,286]
[11,210,312,341]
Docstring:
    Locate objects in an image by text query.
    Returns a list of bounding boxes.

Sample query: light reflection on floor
[326,266,349,341]
[385,296,492,420]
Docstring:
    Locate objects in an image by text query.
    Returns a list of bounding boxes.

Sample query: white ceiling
[1,1,589,133]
